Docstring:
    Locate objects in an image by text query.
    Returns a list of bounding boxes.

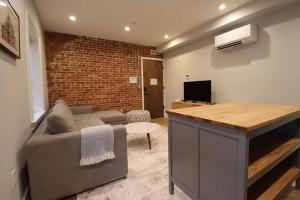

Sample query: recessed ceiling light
[69,15,77,21]
[0,1,7,7]
[164,35,169,39]
[124,26,130,32]
[219,4,226,10]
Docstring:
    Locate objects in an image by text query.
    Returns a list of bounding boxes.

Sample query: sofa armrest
[25,125,128,200]
[26,125,127,162]
[70,105,92,114]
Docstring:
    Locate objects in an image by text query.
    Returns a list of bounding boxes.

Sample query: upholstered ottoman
[126,110,151,123]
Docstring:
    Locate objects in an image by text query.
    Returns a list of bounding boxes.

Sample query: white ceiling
[34,0,254,47]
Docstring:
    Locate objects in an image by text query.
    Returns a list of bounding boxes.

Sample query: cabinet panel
[199,129,239,200]
[171,121,198,196]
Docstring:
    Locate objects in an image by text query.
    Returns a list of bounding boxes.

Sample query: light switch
[129,77,138,84]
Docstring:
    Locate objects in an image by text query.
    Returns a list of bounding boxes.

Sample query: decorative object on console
[175,98,183,102]
[0,0,20,58]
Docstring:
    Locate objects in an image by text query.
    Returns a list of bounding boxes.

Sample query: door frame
[141,57,164,112]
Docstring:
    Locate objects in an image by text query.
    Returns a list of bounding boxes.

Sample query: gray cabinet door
[171,121,199,197]
[199,129,240,200]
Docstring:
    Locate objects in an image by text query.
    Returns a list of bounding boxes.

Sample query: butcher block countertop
[167,103,300,132]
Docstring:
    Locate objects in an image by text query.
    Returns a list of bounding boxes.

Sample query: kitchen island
[167,103,300,200]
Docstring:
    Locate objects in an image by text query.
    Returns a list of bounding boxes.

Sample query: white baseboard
[164,111,168,118]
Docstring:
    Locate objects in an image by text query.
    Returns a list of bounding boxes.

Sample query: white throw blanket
[80,124,115,166]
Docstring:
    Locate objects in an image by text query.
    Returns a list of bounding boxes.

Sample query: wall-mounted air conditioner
[215,24,257,51]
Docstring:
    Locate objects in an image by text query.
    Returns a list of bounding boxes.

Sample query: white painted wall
[0,0,47,199]
[164,3,300,110]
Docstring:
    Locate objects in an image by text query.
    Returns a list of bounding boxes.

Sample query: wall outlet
[11,169,17,189]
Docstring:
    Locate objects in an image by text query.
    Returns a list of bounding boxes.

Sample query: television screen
[184,80,211,103]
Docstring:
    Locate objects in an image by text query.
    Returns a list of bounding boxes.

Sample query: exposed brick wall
[45,32,162,112]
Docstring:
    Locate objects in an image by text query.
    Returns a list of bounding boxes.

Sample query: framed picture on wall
[0,0,20,59]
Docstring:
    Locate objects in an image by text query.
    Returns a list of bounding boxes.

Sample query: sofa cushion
[47,102,76,134]
[55,98,67,105]
[48,99,70,114]
[94,110,127,124]
[75,116,105,129]
[55,99,73,111]
[73,113,97,121]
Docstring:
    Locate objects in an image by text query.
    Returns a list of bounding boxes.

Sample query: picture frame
[0,0,20,59]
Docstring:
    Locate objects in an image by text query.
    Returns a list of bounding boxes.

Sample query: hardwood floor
[151,117,168,126]
[62,117,300,200]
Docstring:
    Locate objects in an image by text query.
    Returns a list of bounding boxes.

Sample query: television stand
[171,101,208,109]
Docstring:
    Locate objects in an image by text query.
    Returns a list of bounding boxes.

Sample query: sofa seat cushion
[94,110,127,124]
[75,114,105,129]
[47,102,76,134]
[73,113,98,121]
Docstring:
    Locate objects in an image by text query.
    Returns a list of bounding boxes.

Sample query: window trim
[25,11,46,124]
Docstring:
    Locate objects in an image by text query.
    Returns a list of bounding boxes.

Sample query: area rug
[77,126,190,200]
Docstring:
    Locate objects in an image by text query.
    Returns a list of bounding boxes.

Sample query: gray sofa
[25,101,128,200]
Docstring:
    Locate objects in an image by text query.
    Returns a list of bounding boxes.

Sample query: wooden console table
[167,103,300,200]
[171,101,208,109]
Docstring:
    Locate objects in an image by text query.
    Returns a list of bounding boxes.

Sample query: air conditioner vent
[215,24,257,51]
[217,41,242,50]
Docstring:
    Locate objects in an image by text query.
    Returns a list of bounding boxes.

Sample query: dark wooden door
[143,59,164,118]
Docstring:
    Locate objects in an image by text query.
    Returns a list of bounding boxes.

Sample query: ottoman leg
[147,133,151,149]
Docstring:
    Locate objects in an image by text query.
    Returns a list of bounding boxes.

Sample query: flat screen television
[184,80,211,103]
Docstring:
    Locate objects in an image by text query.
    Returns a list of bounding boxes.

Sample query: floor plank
[151,117,168,127]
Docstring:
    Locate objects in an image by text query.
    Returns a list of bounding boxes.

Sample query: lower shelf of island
[248,138,300,186]
[257,167,300,200]
[248,165,300,200]
[247,136,300,200]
